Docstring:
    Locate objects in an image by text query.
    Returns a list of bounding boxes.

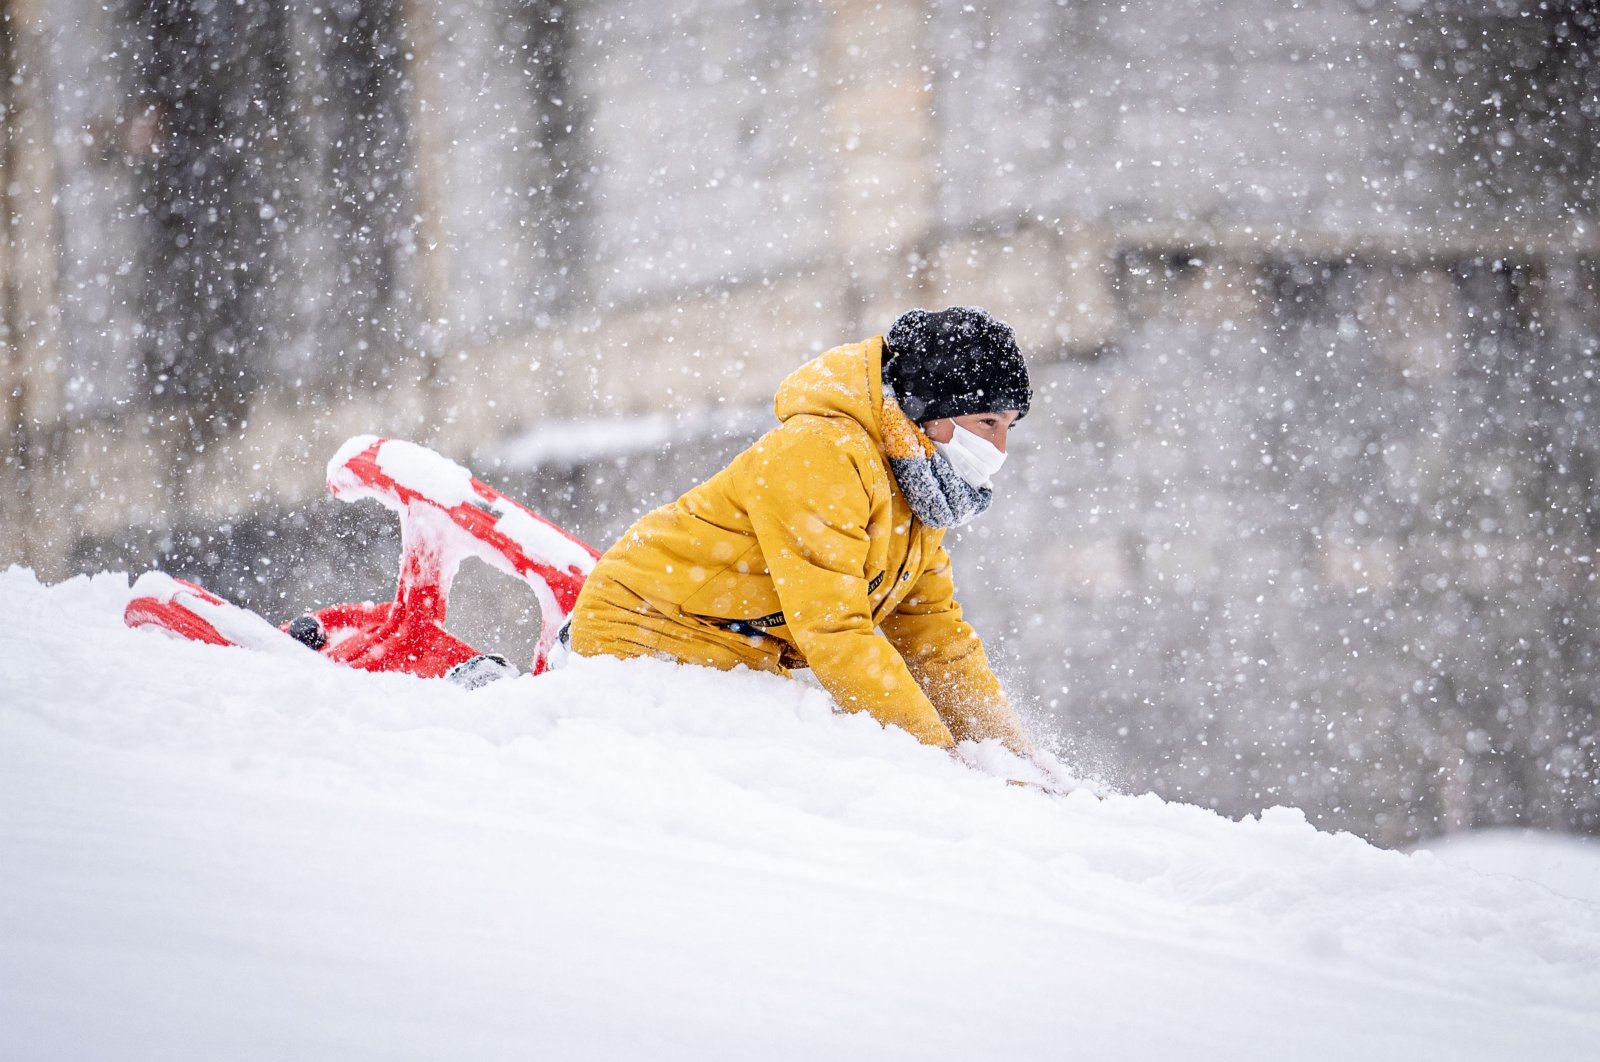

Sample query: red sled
[124,435,600,683]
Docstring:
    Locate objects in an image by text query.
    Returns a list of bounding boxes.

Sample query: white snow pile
[1415,828,1600,907]
[3,567,1598,1062]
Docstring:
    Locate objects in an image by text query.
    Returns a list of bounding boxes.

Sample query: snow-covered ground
[3,567,1598,1061]
[1415,828,1600,907]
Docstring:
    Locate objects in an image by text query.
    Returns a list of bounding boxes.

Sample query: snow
[3,567,1598,1061]
[491,507,597,580]
[328,435,478,510]
[1416,829,1600,908]
[127,570,308,656]
[373,438,479,507]
[486,406,772,470]
[325,432,386,496]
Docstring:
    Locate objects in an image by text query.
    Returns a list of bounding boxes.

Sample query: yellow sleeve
[879,542,1033,756]
[737,425,955,748]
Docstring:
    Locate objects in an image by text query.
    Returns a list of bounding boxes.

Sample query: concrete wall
[8,0,1591,575]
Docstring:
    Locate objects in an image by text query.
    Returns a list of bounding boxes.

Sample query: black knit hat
[883,306,1031,423]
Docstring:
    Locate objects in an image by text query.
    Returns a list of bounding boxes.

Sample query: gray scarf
[880,385,993,529]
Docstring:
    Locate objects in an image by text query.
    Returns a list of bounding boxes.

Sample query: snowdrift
[2,567,1597,1061]
[1418,828,1600,907]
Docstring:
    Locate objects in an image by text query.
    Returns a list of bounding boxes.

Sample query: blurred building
[2,0,1597,844]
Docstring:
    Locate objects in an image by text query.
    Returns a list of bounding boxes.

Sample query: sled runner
[125,435,600,681]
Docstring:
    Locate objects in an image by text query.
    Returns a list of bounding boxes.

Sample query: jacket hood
[773,337,886,449]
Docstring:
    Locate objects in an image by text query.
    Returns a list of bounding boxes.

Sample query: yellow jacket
[568,337,1030,753]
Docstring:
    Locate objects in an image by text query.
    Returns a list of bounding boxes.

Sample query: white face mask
[932,425,1007,488]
